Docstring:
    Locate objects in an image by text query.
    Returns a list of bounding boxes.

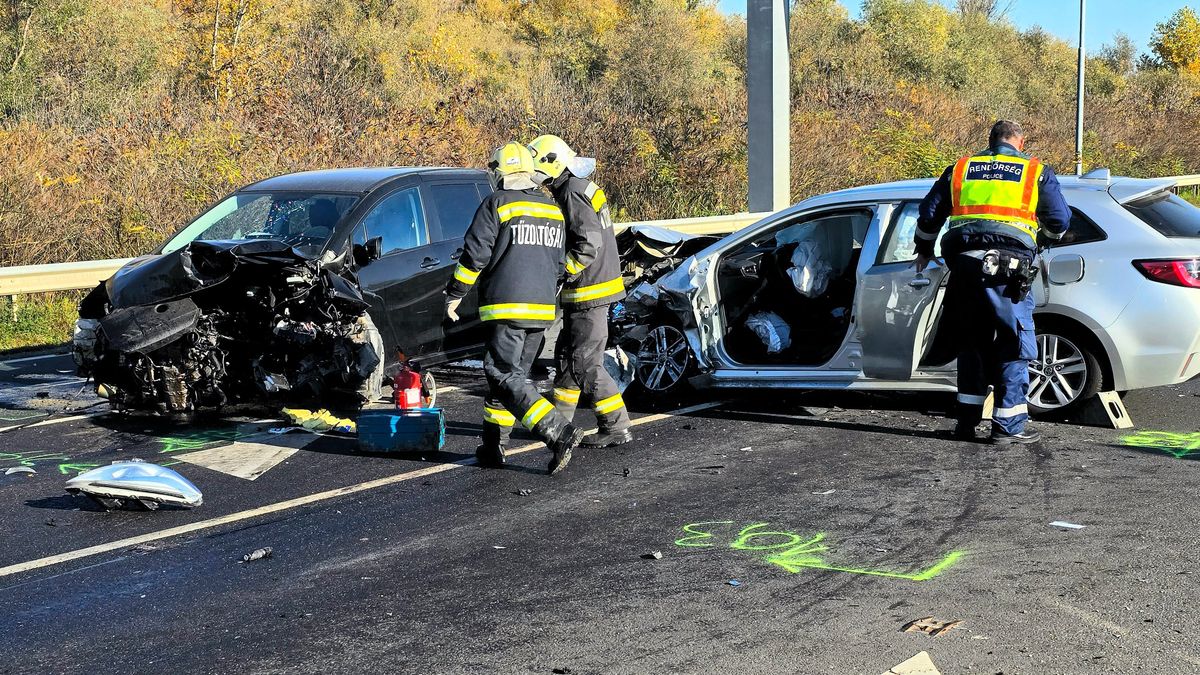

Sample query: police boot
[547,424,585,475]
[991,428,1042,445]
[475,444,507,468]
[953,421,980,442]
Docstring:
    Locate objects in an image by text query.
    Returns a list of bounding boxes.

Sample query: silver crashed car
[615,172,1200,415]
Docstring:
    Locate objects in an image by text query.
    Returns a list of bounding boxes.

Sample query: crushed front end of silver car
[74,240,384,415]
[609,226,718,392]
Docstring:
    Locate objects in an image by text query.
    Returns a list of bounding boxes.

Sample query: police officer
[914,120,1070,444]
[445,142,584,474]
[528,134,632,448]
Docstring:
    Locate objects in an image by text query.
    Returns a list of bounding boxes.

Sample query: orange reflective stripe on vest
[948,154,1043,240]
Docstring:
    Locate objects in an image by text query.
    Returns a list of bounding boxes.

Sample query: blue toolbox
[357,408,445,453]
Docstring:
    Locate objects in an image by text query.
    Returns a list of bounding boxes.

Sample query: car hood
[103,239,318,309]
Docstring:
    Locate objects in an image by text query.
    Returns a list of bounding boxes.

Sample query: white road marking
[0,352,69,365]
[0,400,725,580]
[0,412,105,434]
[177,441,302,481]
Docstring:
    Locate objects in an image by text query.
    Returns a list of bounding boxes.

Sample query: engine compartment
[74,240,383,415]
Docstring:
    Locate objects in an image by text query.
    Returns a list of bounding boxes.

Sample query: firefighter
[914,120,1070,445]
[444,141,584,474]
[528,134,632,448]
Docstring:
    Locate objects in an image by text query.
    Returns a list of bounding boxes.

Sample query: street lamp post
[1075,0,1086,176]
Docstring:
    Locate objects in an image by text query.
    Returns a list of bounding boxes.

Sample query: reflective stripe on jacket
[552,174,626,309]
[445,188,565,327]
[948,153,1044,242]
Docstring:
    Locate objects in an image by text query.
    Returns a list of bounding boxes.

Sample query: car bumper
[1105,285,1200,390]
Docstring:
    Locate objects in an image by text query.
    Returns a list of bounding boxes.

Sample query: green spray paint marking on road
[675,521,963,582]
[1120,431,1200,459]
[58,463,99,475]
[0,450,73,469]
[158,427,253,454]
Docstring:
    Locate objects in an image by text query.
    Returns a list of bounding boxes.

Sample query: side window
[360,187,428,256]
[427,182,483,242]
[879,202,943,264]
[1047,208,1107,248]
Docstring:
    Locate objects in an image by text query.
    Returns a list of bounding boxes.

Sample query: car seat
[302,198,338,240]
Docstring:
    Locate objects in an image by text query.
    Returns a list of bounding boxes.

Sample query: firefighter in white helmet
[528,134,632,448]
[445,141,583,474]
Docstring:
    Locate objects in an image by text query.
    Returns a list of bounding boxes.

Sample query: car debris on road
[64,460,203,510]
[240,547,273,563]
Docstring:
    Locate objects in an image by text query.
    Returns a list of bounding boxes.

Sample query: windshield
[161,192,359,254]
[1124,191,1200,238]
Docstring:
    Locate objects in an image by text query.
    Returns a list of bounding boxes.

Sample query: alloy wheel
[1026,333,1089,410]
[636,325,691,392]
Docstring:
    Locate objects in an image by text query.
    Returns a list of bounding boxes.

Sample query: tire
[632,323,695,395]
[1026,328,1103,417]
[421,370,438,409]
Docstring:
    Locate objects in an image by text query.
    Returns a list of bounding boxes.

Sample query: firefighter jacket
[550,173,627,309]
[445,188,565,327]
[915,143,1070,257]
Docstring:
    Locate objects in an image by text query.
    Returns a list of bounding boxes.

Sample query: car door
[421,178,490,354]
[351,185,447,359]
[859,202,952,380]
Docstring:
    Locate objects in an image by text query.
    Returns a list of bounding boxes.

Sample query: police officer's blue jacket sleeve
[914,165,954,258]
[446,195,499,299]
[1035,166,1071,243]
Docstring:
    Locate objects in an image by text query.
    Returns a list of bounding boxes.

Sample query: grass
[0,292,82,352]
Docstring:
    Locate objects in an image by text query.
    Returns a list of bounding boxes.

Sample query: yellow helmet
[528,134,597,181]
[487,141,538,190]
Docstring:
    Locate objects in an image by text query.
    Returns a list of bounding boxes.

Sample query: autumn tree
[1151,7,1200,73]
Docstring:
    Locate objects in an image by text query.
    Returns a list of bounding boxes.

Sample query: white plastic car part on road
[65,461,203,510]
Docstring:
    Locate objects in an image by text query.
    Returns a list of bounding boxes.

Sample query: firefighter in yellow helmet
[528,134,632,448]
[444,141,583,474]
[914,120,1071,445]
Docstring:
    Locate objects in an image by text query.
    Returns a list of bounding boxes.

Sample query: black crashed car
[74,167,495,413]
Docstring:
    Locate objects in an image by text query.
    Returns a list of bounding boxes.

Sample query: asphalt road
[1,352,1199,674]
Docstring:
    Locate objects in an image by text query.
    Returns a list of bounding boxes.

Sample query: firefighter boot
[475,444,506,468]
[547,424,585,475]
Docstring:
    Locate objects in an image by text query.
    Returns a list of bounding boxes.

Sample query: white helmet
[528,134,597,182]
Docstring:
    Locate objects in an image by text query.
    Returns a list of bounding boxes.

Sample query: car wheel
[634,324,694,393]
[1026,330,1102,416]
[421,370,438,409]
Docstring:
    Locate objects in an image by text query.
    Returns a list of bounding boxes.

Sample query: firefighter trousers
[552,304,631,432]
[481,322,571,451]
[945,253,1038,435]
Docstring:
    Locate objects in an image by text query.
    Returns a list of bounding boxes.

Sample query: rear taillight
[1133,259,1200,288]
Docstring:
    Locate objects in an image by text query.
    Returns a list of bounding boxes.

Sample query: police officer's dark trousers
[481,321,572,450]
[944,253,1038,435]
[552,305,630,432]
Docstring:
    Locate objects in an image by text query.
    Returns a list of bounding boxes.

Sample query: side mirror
[353,236,384,268]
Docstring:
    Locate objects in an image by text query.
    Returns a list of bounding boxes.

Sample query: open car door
[859,202,951,380]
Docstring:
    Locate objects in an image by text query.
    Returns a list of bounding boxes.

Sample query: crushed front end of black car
[73,239,384,415]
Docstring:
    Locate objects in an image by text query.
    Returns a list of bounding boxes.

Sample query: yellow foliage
[1152,7,1200,73]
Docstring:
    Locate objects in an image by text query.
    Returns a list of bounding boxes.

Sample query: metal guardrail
[0,213,769,297]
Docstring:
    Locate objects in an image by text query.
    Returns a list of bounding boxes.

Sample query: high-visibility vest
[948,153,1044,241]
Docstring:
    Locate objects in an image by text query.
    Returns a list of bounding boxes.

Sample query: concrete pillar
[746,0,791,213]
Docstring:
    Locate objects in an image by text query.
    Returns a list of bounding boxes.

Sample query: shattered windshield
[161,192,359,254]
